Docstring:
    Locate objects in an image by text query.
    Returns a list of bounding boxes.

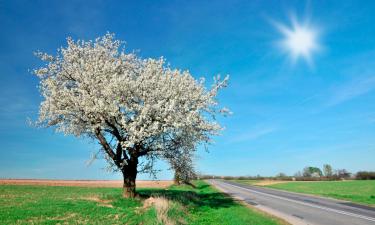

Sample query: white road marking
[214,180,375,223]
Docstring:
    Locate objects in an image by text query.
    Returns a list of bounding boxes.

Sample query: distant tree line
[294,164,351,180]
[198,164,375,181]
[356,171,375,180]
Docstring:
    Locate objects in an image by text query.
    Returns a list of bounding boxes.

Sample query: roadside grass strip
[0,180,284,225]
[266,180,375,206]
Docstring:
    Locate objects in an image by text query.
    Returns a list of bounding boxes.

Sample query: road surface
[208,179,375,225]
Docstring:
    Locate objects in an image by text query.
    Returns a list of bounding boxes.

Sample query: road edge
[232,180,375,208]
[206,179,301,225]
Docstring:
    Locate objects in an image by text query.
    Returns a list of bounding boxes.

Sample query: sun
[285,26,316,58]
[275,17,320,65]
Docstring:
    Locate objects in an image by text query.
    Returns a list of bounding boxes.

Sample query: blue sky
[0,0,374,180]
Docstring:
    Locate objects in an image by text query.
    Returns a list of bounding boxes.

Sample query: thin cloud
[231,126,278,143]
[327,76,375,106]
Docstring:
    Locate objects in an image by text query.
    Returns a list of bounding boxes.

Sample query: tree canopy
[33,33,229,197]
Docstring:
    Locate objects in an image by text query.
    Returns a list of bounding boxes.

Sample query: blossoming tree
[33,34,229,198]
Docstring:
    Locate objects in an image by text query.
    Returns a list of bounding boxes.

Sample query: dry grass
[51,213,78,221]
[143,197,178,225]
[79,196,114,208]
[25,213,79,224]
[0,179,173,188]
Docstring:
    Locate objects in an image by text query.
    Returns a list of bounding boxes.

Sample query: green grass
[231,179,375,205]
[0,185,157,225]
[250,180,375,206]
[0,181,284,225]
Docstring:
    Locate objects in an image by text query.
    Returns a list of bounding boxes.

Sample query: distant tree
[276,172,287,178]
[302,167,310,177]
[303,167,323,177]
[335,169,351,179]
[162,142,196,185]
[323,164,333,177]
[294,171,302,177]
[33,34,229,198]
[311,172,321,178]
[356,171,375,180]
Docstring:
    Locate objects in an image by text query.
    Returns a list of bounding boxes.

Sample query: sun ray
[274,16,320,66]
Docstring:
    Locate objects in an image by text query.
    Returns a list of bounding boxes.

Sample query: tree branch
[115,142,122,162]
[104,119,122,141]
[94,128,117,161]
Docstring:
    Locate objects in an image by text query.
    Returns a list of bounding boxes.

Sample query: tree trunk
[174,171,181,185]
[122,157,138,198]
[123,174,136,198]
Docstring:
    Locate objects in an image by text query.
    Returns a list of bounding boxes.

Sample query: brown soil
[79,196,114,208]
[0,179,173,188]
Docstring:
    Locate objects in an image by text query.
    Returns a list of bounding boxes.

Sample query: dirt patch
[52,213,78,220]
[0,179,173,188]
[80,196,114,208]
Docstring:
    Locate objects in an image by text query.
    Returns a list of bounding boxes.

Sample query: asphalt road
[208,179,375,225]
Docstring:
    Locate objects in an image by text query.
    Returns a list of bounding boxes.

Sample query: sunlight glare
[276,17,320,65]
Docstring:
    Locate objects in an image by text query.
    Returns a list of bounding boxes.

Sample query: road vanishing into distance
[208,179,375,225]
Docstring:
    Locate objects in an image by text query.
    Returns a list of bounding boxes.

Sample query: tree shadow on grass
[195,184,210,190]
[137,188,237,209]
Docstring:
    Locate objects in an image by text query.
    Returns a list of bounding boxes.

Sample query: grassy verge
[232,179,375,206]
[267,180,375,206]
[0,180,284,225]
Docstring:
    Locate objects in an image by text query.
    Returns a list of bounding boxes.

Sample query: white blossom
[33,33,229,187]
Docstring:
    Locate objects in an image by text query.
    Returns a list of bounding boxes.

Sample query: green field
[233,180,375,206]
[0,181,285,225]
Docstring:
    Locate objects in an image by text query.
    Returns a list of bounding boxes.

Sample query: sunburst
[275,16,320,65]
